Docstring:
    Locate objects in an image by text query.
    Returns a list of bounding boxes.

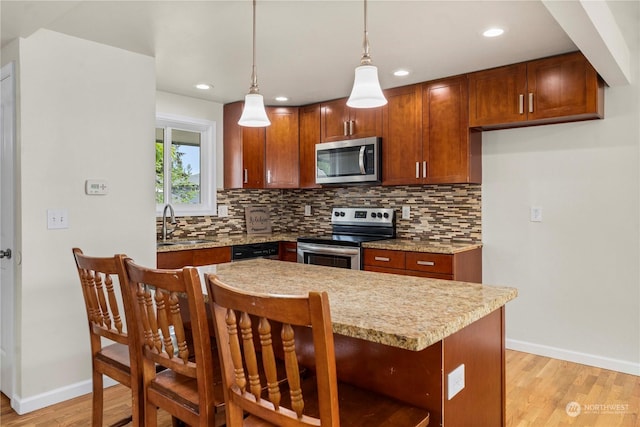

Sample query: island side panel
[295,327,445,425]
[443,307,505,426]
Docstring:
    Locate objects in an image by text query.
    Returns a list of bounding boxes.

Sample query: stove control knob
[383,212,389,219]
[334,212,340,217]
[370,212,376,218]
[377,212,383,218]
[340,212,346,217]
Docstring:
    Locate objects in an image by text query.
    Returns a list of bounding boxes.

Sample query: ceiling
[0,1,612,107]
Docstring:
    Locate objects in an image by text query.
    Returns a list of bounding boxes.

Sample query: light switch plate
[218,205,229,217]
[304,205,312,216]
[447,364,465,400]
[47,209,69,229]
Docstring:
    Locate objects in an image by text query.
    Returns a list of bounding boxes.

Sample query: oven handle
[297,243,360,257]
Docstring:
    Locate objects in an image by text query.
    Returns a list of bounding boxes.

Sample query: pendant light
[346,0,387,108]
[238,0,270,127]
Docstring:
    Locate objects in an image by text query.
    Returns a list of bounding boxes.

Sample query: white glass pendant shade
[238,93,270,127]
[347,64,387,108]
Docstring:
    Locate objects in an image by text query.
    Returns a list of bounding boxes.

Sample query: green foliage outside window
[155,141,199,204]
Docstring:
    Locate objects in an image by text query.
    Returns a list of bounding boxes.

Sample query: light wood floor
[1,350,638,426]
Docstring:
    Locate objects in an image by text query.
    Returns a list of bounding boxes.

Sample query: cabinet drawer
[405,252,453,274]
[364,265,408,276]
[279,242,298,262]
[363,249,405,269]
[157,250,193,269]
[193,247,231,266]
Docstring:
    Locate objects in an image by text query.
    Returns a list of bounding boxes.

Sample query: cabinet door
[265,107,299,189]
[424,76,481,184]
[223,102,244,189]
[468,63,527,127]
[527,52,603,121]
[192,247,232,266]
[299,104,321,188]
[349,105,383,140]
[382,84,423,185]
[242,127,265,188]
[320,99,349,142]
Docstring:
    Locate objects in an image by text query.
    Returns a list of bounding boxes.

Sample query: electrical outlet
[402,205,411,220]
[218,205,229,217]
[304,205,312,216]
[530,206,543,222]
[447,364,465,400]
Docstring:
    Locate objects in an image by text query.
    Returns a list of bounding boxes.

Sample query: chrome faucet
[161,203,177,241]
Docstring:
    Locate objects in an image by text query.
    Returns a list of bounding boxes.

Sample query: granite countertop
[197,258,517,352]
[156,232,298,252]
[362,239,482,254]
[158,234,481,255]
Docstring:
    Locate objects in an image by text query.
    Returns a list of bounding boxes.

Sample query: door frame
[1,61,17,403]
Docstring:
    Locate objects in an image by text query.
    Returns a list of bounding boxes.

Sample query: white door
[1,62,16,400]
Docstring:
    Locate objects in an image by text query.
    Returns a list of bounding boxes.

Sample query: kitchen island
[201,258,517,426]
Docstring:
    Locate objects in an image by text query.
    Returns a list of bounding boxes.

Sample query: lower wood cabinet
[279,242,298,262]
[157,246,232,269]
[363,247,482,283]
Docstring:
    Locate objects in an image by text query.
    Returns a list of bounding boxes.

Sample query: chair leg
[145,401,157,427]
[92,370,104,427]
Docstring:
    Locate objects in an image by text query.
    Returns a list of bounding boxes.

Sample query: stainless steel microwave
[315,137,381,185]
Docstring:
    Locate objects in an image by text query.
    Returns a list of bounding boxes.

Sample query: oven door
[297,242,361,270]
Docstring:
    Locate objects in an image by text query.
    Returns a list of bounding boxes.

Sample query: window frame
[155,113,216,217]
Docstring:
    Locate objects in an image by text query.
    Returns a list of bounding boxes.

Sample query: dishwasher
[231,242,279,261]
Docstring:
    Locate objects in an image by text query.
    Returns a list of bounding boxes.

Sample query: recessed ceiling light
[275,96,288,102]
[195,83,212,90]
[393,69,410,77]
[483,28,504,38]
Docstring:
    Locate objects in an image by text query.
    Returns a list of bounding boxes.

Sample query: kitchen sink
[157,239,212,247]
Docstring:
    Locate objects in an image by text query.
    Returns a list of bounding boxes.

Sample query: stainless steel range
[297,207,395,270]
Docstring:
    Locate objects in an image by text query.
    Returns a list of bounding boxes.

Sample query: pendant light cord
[360,0,372,65]
[249,0,259,94]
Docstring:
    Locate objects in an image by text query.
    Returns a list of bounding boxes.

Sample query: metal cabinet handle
[519,94,524,114]
[343,121,348,136]
[374,256,390,262]
[528,93,534,113]
[244,169,248,184]
[349,120,354,136]
[416,260,435,266]
[423,161,427,178]
[416,162,420,179]
[267,170,271,184]
[285,247,297,253]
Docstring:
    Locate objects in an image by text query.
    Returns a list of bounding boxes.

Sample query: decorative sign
[245,206,272,234]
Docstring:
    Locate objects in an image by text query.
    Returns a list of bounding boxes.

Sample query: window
[156,113,216,216]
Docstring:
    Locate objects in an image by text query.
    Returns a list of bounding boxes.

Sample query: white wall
[483,59,640,372]
[156,91,224,189]
[14,29,157,411]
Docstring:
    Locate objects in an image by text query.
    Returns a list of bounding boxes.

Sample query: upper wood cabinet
[265,107,299,188]
[381,84,423,185]
[299,104,321,188]
[320,98,382,142]
[223,102,299,189]
[423,76,481,184]
[381,79,481,185]
[468,51,604,129]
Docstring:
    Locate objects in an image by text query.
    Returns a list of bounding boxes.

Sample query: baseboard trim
[506,338,640,376]
[11,377,118,415]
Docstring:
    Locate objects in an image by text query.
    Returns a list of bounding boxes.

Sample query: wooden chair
[122,259,225,427]
[72,248,142,427]
[206,275,431,427]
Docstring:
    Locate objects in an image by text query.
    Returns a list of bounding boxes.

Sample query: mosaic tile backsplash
[159,184,481,243]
